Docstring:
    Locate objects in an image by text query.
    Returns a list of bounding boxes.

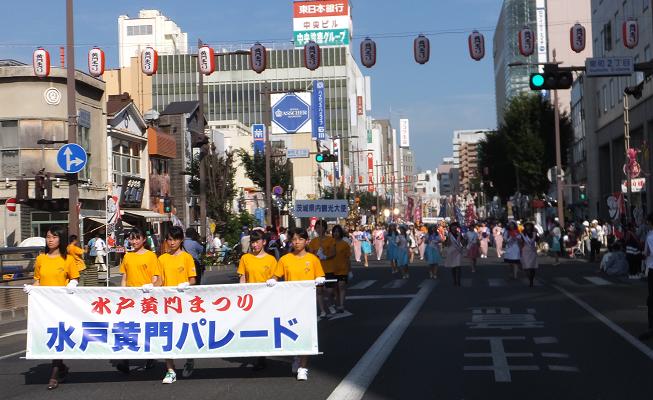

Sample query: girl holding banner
[23,226,79,390]
[444,222,466,287]
[115,227,162,374]
[269,228,326,381]
[158,226,197,384]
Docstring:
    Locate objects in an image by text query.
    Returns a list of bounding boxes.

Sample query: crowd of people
[20,212,653,389]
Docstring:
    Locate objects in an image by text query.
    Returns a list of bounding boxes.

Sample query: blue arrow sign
[56,143,88,173]
[271,93,311,134]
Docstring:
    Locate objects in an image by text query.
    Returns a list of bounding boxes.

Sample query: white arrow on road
[63,146,83,171]
[327,310,353,320]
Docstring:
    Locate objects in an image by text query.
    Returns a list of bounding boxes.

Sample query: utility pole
[553,87,565,227]
[66,0,79,236]
[262,82,273,226]
[623,92,632,223]
[197,39,208,241]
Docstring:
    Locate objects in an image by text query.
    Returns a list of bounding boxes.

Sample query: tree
[478,92,572,199]
[238,150,293,193]
[186,151,237,225]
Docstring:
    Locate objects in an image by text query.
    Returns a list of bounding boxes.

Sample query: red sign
[367,152,374,193]
[293,1,349,17]
[357,96,363,115]
[5,198,16,213]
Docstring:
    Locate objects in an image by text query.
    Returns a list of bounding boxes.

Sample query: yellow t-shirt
[34,253,80,286]
[332,240,351,275]
[237,253,277,283]
[159,251,197,287]
[119,250,162,287]
[66,244,86,272]
[274,252,325,282]
[307,236,336,273]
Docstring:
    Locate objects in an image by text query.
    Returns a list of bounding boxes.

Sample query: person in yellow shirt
[158,226,197,384]
[307,220,335,318]
[269,227,325,381]
[116,227,162,374]
[23,226,79,390]
[330,225,352,313]
[237,229,277,371]
[66,235,86,274]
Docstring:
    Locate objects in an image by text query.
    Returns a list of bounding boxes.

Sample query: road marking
[548,365,579,372]
[464,336,537,382]
[349,280,376,290]
[553,277,580,286]
[533,336,559,344]
[418,279,438,288]
[553,284,653,361]
[327,311,354,320]
[348,294,415,300]
[327,280,436,400]
[0,350,26,360]
[488,278,507,287]
[382,279,407,289]
[541,352,569,358]
[0,329,27,340]
[583,276,612,286]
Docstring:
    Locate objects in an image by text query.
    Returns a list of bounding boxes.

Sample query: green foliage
[185,151,237,224]
[220,211,257,247]
[479,92,572,199]
[237,149,293,192]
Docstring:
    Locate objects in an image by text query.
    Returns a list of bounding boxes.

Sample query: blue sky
[0,0,503,170]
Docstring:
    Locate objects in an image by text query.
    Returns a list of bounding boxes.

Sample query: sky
[0,0,503,171]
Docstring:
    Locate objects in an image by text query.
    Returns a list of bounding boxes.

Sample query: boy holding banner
[237,229,277,370]
[268,228,325,381]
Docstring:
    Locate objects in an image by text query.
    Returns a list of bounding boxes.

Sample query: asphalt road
[1,254,652,400]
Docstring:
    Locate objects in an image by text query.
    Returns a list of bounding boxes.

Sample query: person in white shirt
[93,236,108,272]
[590,220,601,262]
[503,221,522,279]
[212,234,222,255]
[640,213,653,341]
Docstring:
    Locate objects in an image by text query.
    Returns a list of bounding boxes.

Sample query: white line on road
[0,329,27,340]
[553,277,580,286]
[349,280,377,290]
[553,284,653,361]
[583,276,612,286]
[327,280,436,400]
[348,294,415,300]
[548,365,579,372]
[533,336,559,344]
[382,279,407,289]
[0,350,25,360]
[541,352,569,358]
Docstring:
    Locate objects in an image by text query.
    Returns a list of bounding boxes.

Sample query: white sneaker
[162,370,176,384]
[319,311,327,319]
[291,357,300,374]
[328,305,337,314]
[296,367,308,381]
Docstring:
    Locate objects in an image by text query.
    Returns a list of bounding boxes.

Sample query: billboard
[311,80,326,140]
[271,92,312,134]
[400,119,410,148]
[293,0,351,48]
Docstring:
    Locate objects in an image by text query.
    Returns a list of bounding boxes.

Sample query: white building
[118,9,188,68]
[399,147,415,203]
[452,129,490,168]
[414,170,440,218]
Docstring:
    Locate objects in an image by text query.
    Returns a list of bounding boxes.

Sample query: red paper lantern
[87,47,105,77]
[570,23,586,53]
[141,47,158,76]
[360,37,377,68]
[468,31,485,61]
[623,18,639,49]
[304,41,320,71]
[414,34,430,64]
[33,48,50,78]
[250,42,267,74]
[518,26,535,57]
[198,45,215,75]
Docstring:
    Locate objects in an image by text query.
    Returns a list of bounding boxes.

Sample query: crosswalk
[347,275,640,291]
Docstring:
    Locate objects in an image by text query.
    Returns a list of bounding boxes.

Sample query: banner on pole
[26,282,318,359]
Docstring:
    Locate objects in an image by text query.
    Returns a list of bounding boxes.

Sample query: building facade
[118,9,188,68]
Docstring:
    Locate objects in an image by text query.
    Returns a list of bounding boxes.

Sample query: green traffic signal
[316,153,325,162]
[531,74,545,88]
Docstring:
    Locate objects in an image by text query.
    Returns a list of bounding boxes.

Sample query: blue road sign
[311,80,326,141]
[271,93,311,133]
[251,124,265,153]
[56,143,88,173]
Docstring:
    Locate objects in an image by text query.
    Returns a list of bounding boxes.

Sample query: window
[126,25,152,36]
[0,120,19,148]
[610,79,615,108]
[0,150,19,177]
[604,22,612,51]
[112,139,141,184]
[645,45,651,61]
[615,12,620,43]
[602,85,608,112]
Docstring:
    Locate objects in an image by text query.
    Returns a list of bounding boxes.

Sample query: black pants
[627,254,642,275]
[450,267,462,287]
[648,271,653,329]
[590,239,601,262]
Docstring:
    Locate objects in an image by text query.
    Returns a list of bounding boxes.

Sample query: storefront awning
[84,217,133,228]
[122,209,170,223]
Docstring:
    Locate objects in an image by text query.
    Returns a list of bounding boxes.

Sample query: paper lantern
[304,41,320,71]
[468,31,485,61]
[623,18,639,49]
[33,48,50,78]
[198,45,215,75]
[87,47,105,77]
[360,37,377,68]
[141,47,158,75]
[250,42,266,74]
[570,23,586,53]
[518,26,535,57]
[414,35,430,64]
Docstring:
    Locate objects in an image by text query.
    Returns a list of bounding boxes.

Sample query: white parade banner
[26,281,318,359]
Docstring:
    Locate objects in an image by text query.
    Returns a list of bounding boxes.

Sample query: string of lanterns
[29,19,641,78]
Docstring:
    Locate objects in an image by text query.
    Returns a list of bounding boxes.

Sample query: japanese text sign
[293,200,350,218]
[26,282,319,359]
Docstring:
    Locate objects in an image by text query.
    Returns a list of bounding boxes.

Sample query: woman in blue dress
[360,227,373,267]
[396,226,410,279]
[386,224,399,274]
[425,225,442,279]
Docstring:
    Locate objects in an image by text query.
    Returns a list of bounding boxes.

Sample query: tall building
[493,0,593,122]
[452,129,490,168]
[118,9,188,68]
[399,147,415,202]
[437,157,455,197]
[368,119,396,198]
[150,45,370,201]
[579,0,653,219]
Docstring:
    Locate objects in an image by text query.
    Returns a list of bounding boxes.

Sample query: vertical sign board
[357,96,364,115]
[252,124,266,153]
[311,80,326,141]
[367,152,375,192]
[293,0,351,48]
[536,0,548,70]
[400,119,410,148]
[333,139,340,180]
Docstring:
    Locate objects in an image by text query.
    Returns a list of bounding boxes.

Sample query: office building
[118,9,188,68]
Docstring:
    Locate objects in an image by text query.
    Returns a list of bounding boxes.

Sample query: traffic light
[529,64,573,90]
[34,173,45,200]
[16,180,28,203]
[163,197,172,213]
[579,185,587,201]
[315,151,338,163]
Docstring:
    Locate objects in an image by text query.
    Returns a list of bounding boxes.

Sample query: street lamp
[383,208,390,218]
